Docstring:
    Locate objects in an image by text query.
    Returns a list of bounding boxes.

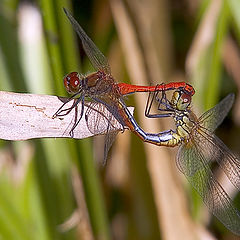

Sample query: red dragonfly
[54,8,195,161]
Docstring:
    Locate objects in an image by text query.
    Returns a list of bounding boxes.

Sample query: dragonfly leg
[156,91,173,110]
[53,92,82,118]
[54,104,76,117]
[69,96,85,137]
[69,104,78,138]
[145,91,174,118]
[145,91,158,117]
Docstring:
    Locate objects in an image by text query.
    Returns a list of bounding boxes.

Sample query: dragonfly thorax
[174,110,195,142]
[171,90,196,142]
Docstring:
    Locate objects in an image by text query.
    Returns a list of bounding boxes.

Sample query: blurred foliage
[0,0,239,239]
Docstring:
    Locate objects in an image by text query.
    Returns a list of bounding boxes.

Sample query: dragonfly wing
[85,102,122,163]
[176,141,203,176]
[176,129,221,176]
[85,102,115,135]
[102,108,122,164]
[103,130,119,165]
[63,8,111,73]
[177,142,240,235]
[198,93,234,132]
[194,128,240,191]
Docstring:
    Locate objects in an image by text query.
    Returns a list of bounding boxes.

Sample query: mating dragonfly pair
[53,8,240,236]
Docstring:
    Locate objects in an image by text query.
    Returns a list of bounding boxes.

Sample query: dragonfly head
[63,72,82,94]
[171,90,192,111]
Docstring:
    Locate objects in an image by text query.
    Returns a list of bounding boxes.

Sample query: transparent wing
[63,8,111,73]
[177,142,240,235]
[103,130,119,165]
[85,102,123,163]
[198,93,235,132]
[192,127,240,191]
[85,102,120,135]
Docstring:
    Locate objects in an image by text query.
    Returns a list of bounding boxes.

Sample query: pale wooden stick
[0,91,133,140]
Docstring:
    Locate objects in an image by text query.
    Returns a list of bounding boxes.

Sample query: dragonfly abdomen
[119,103,183,146]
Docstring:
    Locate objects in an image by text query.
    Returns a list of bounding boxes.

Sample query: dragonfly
[53,8,195,162]
[142,88,240,235]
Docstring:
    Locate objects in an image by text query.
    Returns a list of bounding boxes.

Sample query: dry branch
[0,91,133,140]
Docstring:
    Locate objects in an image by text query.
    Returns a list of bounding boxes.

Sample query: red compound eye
[63,72,80,93]
[181,93,191,104]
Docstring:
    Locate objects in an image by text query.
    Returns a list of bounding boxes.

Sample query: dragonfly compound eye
[182,93,191,103]
[177,93,191,110]
[63,72,81,94]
